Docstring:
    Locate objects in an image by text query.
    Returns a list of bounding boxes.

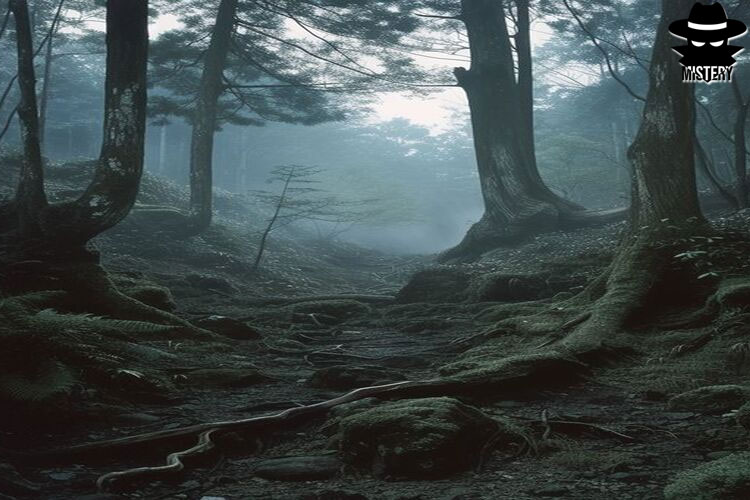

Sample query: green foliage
[149,0,427,128]
[31,309,180,336]
[0,358,75,404]
[0,292,178,405]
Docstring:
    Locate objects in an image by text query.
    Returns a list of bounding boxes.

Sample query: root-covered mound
[336,397,522,478]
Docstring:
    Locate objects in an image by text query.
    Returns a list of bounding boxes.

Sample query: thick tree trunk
[188,0,238,233]
[625,1,702,229]
[6,0,148,253]
[2,0,214,335]
[440,0,586,261]
[515,0,536,172]
[40,0,148,247]
[562,0,703,351]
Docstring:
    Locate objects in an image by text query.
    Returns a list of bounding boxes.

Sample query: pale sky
[151,14,555,134]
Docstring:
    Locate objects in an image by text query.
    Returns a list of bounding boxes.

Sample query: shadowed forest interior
[1,0,750,499]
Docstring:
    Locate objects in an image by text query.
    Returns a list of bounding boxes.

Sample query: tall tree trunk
[10,0,47,241]
[515,0,536,169]
[8,0,148,253]
[556,0,704,352]
[39,16,58,150]
[626,2,702,228]
[188,0,238,233]
[441,0,585,261]
[731,79,749,209]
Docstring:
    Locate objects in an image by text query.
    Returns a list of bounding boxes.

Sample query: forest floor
[2,165,750,500]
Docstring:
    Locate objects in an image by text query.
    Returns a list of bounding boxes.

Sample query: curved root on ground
[96,429,217,491]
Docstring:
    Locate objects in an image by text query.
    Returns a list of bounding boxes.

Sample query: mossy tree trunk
[561,0,704,350]
[187,0,238,234]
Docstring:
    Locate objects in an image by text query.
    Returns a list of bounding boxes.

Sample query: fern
[0,360,76,404]
[30,309,180,335]
[0,291,68,317]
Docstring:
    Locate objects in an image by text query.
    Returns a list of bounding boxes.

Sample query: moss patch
[440,349,587,389]
[713,278,750,310]
[736,401,750,430]
[667,385,750,414]
[664,452,750,500]
[338,397,515,478]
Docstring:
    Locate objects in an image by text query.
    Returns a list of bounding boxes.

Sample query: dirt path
[6,294,745,500]
[4,212,750,499]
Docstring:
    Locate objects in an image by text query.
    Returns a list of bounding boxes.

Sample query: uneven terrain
[2,166,750,500]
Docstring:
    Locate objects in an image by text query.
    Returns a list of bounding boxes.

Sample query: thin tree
[250,165,371,272]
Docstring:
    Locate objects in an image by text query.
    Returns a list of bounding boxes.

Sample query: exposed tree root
[96,429,217,491]
[8,230,740,494]
[438,207,628,263]
[6,347,606,491]
[247,294,396,306]
[6,382,416,479]
[669,331,716,357]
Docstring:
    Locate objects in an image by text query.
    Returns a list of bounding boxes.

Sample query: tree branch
[561,0,645,102]
[415,12,463,20]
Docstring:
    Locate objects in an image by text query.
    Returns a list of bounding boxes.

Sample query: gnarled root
[96,429,217,491]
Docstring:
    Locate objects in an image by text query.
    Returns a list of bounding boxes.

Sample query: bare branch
[561,0,645,102]
[415,12,463,21]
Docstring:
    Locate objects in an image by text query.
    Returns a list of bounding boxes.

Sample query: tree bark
[731,79,749,208]
[10,0,47,241]
[441,0,585,261]
[7,0,148,253]
[625,0,702,229]
[188,0,238,233]
[40,0,148,247]
[39,15,59,150]
[515,0,536,169]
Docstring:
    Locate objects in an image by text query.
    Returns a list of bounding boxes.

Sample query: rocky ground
[2,164,750,499]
